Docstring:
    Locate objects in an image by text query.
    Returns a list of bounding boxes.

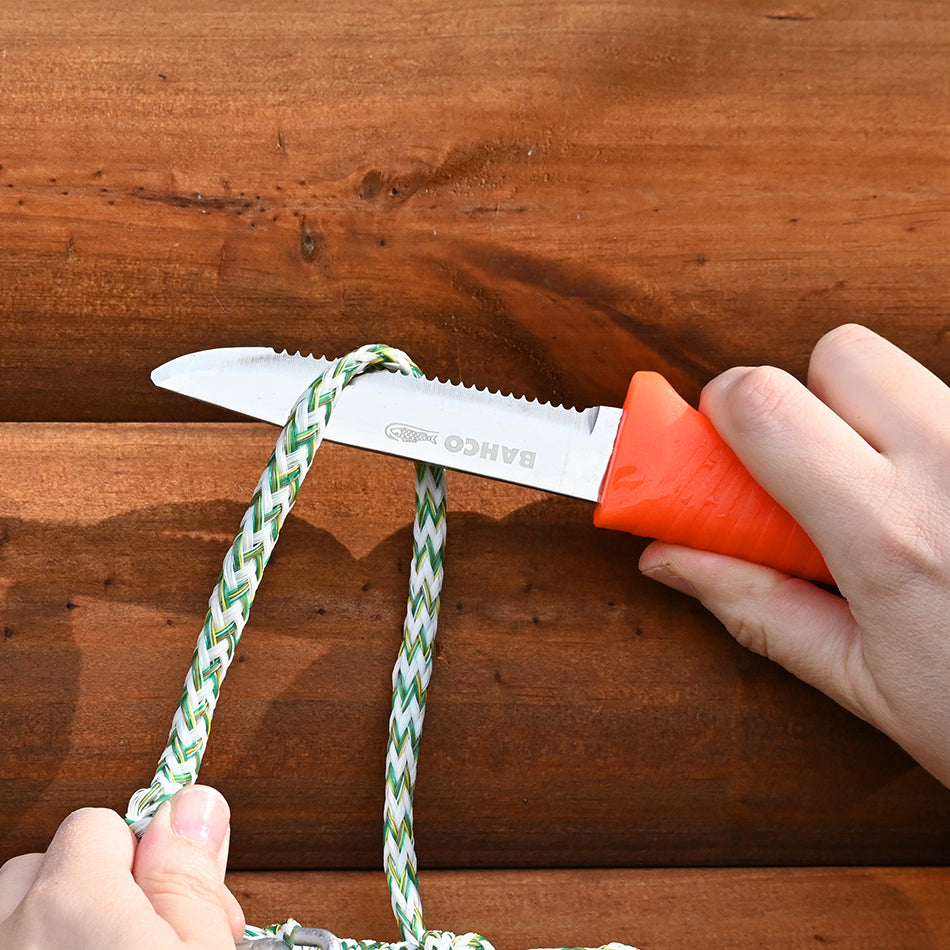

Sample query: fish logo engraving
[385,423,439,445]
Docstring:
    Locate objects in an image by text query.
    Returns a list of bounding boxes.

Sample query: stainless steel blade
[152,348,621,502]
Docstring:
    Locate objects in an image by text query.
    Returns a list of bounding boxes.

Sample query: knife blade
[152,347,832,584]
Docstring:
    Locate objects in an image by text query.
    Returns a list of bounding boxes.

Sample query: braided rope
[127,344,427,834]
[383,460,446,942]
[128,344,637,950]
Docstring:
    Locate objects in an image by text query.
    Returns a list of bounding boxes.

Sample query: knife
[152,347,832,584]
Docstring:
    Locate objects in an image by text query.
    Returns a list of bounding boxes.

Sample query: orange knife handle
[592,372,833,584]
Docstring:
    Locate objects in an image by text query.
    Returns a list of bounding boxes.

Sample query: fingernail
[169,785,229,854]
[642,564,698,598]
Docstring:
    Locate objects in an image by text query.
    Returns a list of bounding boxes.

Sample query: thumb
[639,541,874,722]
[133,785,245,947]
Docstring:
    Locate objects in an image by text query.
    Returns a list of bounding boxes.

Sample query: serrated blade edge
[152,348,621,502]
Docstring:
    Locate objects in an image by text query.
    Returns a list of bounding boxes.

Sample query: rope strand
[127,344,637,950]
[126,344,426,834]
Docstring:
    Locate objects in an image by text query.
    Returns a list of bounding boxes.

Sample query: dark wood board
[0,1,948,421]
[1,425,947,869]
[2,1,949,944]
[228,867,950,950]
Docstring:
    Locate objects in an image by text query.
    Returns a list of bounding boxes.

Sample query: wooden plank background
[1,1,949,947]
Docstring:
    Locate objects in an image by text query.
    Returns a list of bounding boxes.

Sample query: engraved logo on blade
[385,423,438,445]
[384,422,537,471]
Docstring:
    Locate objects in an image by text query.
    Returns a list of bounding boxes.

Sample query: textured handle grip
[593,372,833,584]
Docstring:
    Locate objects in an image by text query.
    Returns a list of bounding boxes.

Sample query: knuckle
[729,612,769,658]
[138,847,225,912]
[704,365,798,440]
[0,852,43,922]
[0,853,40,878]
[816,322,875,355]
[150,870,224,911]
[44,807,134,875]
[871,501,942,585]
[55,806,123,843]
[809,323,877,381]
[844,473,944,600]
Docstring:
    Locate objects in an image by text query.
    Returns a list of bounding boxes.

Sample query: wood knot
[300,225,323,263]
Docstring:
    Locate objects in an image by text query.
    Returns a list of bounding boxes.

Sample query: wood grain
[1,424,948,870]
[228,867,950,950]
[0,1,948,421]
[2,1,949,942]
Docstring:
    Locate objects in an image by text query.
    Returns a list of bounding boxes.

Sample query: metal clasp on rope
[236,926,336,949]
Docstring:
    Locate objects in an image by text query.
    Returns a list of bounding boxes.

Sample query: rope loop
[127,344,637,950]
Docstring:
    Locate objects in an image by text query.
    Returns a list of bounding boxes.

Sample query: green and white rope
[127,344,637,950]
[383,459,446,943]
